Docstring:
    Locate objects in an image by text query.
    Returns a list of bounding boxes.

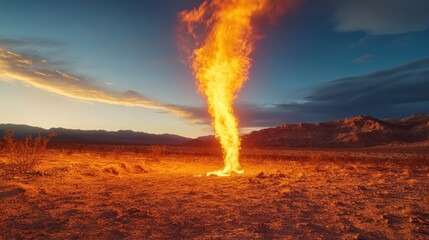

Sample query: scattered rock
[127,208,142,215]
[415,227,429,235]
[134,164,147,173]
[296,222,309,228]
[0,187,25,199]
[103,166,119,175]
[256,171,266,179]
[256,223,269,233]
[409,215,429,225]
[280,187,294,197]
[255,171,286,179]
[354,233,366,240]
[248,178,261,184]
[98,209,123,221]
[119,162,129,170]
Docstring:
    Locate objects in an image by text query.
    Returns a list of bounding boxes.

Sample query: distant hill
[0,124,190,145]
[242,114,429,148]
[2,114,429,147]
[181,135,219,147]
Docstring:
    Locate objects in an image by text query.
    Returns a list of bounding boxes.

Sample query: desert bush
[148,145,166,161]
[3,130,57,172]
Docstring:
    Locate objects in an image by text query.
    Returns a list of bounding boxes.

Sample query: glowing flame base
[206,169,244,177]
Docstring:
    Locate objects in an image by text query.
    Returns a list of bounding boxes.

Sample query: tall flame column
[180,0,288,176]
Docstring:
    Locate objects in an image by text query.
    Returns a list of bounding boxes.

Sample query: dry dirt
[1,144,429,239]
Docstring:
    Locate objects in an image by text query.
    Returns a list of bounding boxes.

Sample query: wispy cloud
[350,36,373,47]
[333,0,429,35]
[0,48,191,118]
[353,54,375,63]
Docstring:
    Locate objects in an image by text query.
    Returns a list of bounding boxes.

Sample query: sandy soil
[1,144,429,239]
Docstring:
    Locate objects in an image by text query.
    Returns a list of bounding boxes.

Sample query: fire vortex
[179,0,291,176]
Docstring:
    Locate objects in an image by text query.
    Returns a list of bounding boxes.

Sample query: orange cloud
[0,48,192,119]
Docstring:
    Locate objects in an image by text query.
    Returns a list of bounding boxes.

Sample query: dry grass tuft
[3,130,57,173]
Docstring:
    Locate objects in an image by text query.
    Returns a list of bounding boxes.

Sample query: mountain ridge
[242,114,429,148]
[1,114,428,147]
[0,124,191,145]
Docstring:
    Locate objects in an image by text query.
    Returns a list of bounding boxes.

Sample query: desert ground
[1,143,429,240]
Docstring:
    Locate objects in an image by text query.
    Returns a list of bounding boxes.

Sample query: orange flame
[179,0,292,176]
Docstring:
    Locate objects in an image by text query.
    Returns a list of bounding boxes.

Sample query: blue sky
[1,0,429,137]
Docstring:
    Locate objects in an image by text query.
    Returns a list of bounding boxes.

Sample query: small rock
[415,227,429,235]
[280,187,292,195]
[354,233,365,240]
[296,222,309,228]
[248,178,261,184]
[409,215,429,224]
[357,185,367,191]
[256,171,266,179]
[127,208,141,215]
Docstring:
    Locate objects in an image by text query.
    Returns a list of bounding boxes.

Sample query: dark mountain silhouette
[181,135,219,147]
[2,114,428,147]
[0,124,190,145]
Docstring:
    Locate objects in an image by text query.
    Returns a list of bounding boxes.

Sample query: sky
[1,0,429,138]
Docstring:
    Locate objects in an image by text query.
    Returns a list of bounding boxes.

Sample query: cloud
[353,54,375,63]
[288,57,429,122]
[333,0,429,35]
[187,57,429,127]
[350,36,373,47]
[305,58,429,105]
[0,48,192,119]
[2,47,428,130]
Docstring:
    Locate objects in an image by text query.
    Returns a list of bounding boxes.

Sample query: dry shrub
[148,145,166,161]
[3,130,57,172]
